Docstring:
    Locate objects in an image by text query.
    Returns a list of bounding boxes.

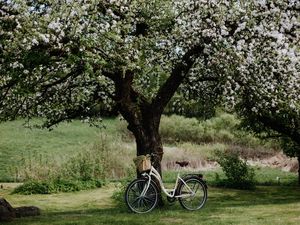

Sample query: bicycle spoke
[131,186,141,196]
[144,196,155,204]
[131,197,141,208]
[128,189,141,201]
[138,198,144,208]
[142,198,147,209]
[191,182,196,191]
[130,188,140,196]
[192,183,200,194]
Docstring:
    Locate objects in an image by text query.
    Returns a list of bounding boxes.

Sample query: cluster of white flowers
[0,0,299,125]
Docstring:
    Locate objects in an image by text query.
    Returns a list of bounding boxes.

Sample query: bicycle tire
[178,177,207,210]
[125,178,158,213]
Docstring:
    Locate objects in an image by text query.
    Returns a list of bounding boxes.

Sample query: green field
[0,117,297,185]
[0,119,120,181]
[1,117,300,224]
[1,183,300,225]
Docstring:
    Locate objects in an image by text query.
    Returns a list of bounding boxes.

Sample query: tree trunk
[120,104,164,205]
[298,154,300,186]
[112,43,209,176]
[113,63,203,205]
[113,71,164,174]
[131,121,165,206]
[127,115,164,176]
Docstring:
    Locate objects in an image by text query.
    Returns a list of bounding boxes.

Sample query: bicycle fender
[182,174,208,189]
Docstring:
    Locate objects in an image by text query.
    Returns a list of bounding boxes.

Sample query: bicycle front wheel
[125,178,158,213]
[178,178,207,210]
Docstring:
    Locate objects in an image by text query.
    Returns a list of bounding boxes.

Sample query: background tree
[280,138,300,184]
[221,1,300,183]
[1,0,299,177]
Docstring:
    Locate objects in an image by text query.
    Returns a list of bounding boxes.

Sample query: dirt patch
[162,146,218,171]
[226,145,277,160]
[248,153,298,172]
[162,146,298,172]
[163,159,218,171]
[0,183,22,190]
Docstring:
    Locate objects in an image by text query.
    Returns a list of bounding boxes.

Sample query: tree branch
[151,40,212,115]
[41,61,85,89]
[258,115,300,145]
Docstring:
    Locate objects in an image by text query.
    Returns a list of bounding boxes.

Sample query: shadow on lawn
[5,186,300,225]
[208,186,300,208]
[8,208,157,225]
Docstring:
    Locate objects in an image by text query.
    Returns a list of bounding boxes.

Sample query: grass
[0,117,297,186]
[1,183,300,225]
[0,118,120,181]
[161,167,298,186]
[0,116,299,224]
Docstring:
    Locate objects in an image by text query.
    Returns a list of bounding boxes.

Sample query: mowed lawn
[1,184,300,225]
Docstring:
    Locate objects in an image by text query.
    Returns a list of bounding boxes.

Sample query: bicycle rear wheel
[125,178,158,213]
[178,177,207,210]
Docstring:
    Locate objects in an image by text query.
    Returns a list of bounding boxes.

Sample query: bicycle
[125,155,208,213]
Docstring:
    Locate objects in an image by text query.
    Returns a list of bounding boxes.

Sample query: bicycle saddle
[175,161,189,167]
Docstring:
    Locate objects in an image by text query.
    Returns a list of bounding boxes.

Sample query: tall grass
[162,143,224,170]
[14,133,136,182]
[12,133,136,194]
[160,113,264,146]
[118,113,276,149]
[117,113,279,171]
[0,118,120,181]
[0,113,289,190]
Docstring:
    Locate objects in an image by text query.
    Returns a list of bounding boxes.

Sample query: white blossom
[32,38,39,45]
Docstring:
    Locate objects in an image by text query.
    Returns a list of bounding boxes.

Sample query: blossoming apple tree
[1,0,299,175]
[221,1,300,182]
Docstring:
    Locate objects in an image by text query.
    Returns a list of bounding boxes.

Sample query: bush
[13,179,105,195]
[158,113,264,146]
[118,112,275,149]
[13,180,55,194]
[111,182,127,209]
[214,150,255,189]
[12,133,134,194]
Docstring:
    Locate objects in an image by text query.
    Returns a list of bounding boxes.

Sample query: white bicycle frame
[140,166,195,198]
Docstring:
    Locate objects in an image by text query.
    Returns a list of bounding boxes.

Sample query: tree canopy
[225,1,300,152]
[1,1,299,171]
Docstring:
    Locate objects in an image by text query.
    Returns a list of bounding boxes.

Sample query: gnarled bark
[110,42,212,175]
[297,154,300,185]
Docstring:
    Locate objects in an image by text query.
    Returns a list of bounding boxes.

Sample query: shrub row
[160,113,260,146]
[118,113,270,148]
[12,133,135,194]
[13,179,104,194]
